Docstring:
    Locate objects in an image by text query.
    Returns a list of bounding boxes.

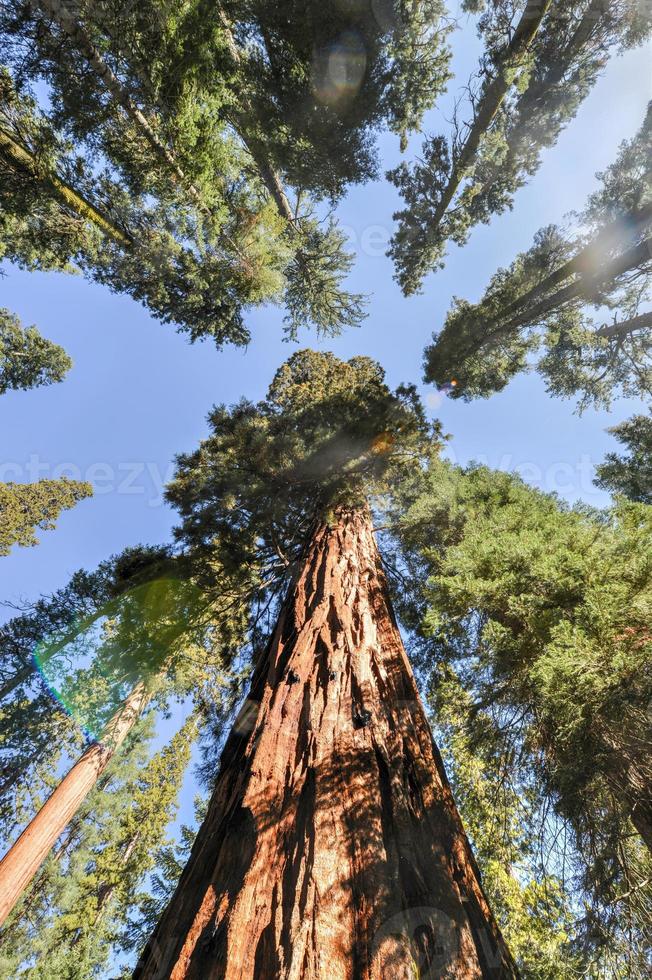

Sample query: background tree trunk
[134,508,516,979]
[0,679,149,925]
[430,0,552,229]
[0,126,131,246]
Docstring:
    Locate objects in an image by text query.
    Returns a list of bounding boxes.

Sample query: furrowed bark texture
[134,509,517,979]
[0,679,149,926]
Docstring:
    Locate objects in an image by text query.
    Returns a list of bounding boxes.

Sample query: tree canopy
[423,104,651,410]
[0,309,71,395]
[389,0,652,293]
[0,0,454,344]
[0,479,92,557]
[390,460,652,970]
[166,349,440,601]
[595,413,652,503]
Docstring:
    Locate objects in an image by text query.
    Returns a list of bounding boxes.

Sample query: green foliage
[0,0,453,341]
[595,413,652,503]
[425,670,580,979]
[0,546,173,846]
[202,0,452,199]
[0,70,293,345]
[389,0,652,292]
[167,350,440,597]
[391,460,652,969]
[0,309,71,394]
[0,715,197,979]
[423,106,652,410]
[282,221,367,340]
[0,479,92,557]
[0,540,242,854]
[118,796,208,963]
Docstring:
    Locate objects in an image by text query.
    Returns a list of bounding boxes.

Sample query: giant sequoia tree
[389,0,651,292]
[131,351,517,978]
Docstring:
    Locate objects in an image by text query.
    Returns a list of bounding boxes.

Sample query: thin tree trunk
[67,830,142,945]
[216,10,295,225]
[614,755,652,855]
[630,801,652,854]
[596,310,652,339]
[500,203,652,322]
[502,237,652,331]
[430,0,552,231]
[32,0,204,206]
[0,662,33,703]
[84,0,296,225]
[134,508,516,979]
[500,0,611,124]
[0,679,150,926]
[456,234,652,367]
[0,125,131,246]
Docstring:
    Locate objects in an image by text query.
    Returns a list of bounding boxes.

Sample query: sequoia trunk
[0,679,149,925]
[134,509,516,979]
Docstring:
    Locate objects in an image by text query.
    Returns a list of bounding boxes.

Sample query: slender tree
[423,106,651,410]
[0,716,198,979]
[0,479,92,557]
[0,545,253,925]
[0,718,158,979]
[389,0,652,291]
[0,678,151,926]
[132,351,516,977]
[0,308,71,394]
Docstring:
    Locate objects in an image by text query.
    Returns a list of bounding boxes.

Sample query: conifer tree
[0,479,92,558]
[0,715,198,979]
[389,0,652,291]
[0,0,453,341]
[391,459,652,968]
[0,542,253,925]
[134,351,517,978]
[422,670,581,978]
[0,557,124,848]
[0,309,71,395]
[0,71,290,346]
[595,412,652,503]
[423,105,651,409]
[0,715,158,978]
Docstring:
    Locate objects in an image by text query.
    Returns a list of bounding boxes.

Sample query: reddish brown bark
[0,680,150,926]
[134,509,517,979]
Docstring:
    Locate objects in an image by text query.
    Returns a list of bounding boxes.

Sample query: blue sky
[1,38,650,615]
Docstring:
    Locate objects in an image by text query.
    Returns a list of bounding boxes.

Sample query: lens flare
[313,31,367,107]
[33,576,203,743]
[438,380,459,396]
[371,431,395,455]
